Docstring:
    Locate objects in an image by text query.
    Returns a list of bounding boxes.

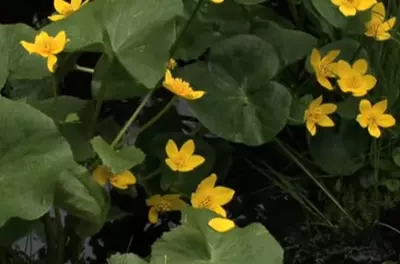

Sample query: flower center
[367,114,377,126]
[319,63,333,76]
[368,21,381,35]
[198,195,213,208]
[61,6,74,15]
[174,155,187,168]
[343,0,357,6]
[155,200,173,212]
[345,75,363,90]
[307,108,324,123]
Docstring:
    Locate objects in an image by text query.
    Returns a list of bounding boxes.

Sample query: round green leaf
[151,207,283,264]
[309,122,369,176]
[0,97,78,227]
[310,0,347,28]
[253,20,317,67]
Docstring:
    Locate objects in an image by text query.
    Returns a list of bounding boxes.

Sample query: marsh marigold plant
[20,31,69,72]
[331,0,377,17]
[163,69,205,100]
[92,165,137,190]
[336,59,377,97]
[191,173,235,217]
[48,0,89,21]
[356,99,396,138]
[365,2,396,41]
[310,48,340,90]
[146,194,186,223]
[304,96,337,136]
[165,139,205,172]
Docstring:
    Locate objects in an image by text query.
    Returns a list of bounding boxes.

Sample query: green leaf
[91,136,145,174]
[108,253,148,264]
[0,97,77,227]
[0,24,51,88]
[4,76,54,101]
[392,147,400,168]
[54,165,109,237]
[288,95,313,125]
[0,218,41,246]
[234,0,265,5]
[253,20,317,66]
[337,97,360,119]
[180,35,292,146]
[102,0,183,88]
[310,0,347,28]
[151,207,283,264]
[383,179,400,192]
[309,122,369,176]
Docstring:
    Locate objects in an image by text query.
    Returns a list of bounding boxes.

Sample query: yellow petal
[35,31,50,44]
[165,139,179,158]
[339,5,357,16]
[196,173,217,192]
[362,75,377,91]
[352,88,368,97]
[92,165,110,186]
[211,0,224,3]
[368,123,381,138]
[48,14,66,21]
[146,194,162,206]
[322,49,340,64]
[376,32,391,41]
[331,0,343,6]
[20,41,38,54]
[372,99,388,115]
[165,158,179,171]
[316,75,333,90]
[208,217,235,232]
[310,48,321,72]
[148,207,159,224]
[376,114,396,127]
[71,0,83,10]
[356,114,369,128]
[319,103,337,114]
[359,99,372,114]
[169,198,187,211]
[308,96,323,111]
[212,187,235,206]
[336,60,352,78]
[52,30,68,54]
[180,139,195,156]
[211,205,227,218]
[381,17,396,32]
[371,2,385,20]
[306,120,317,136]
[178,155,205,172]
[190,193,202,208]
[47,55,58,72]
[316,115,335,127]
[54,0,70,14]
[109,170,137,189]
[185,90,205,100]
[357,0,377,11]
[352,59,368,75]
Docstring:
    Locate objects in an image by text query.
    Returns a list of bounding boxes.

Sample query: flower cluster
[307,46,396,138]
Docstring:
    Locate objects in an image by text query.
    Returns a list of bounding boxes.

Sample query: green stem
[89,81,108,137]
[54,209,64,264]
[373,138,381,220]
[376,221,400,235]
[110,90,154,149]
[137,96,176,135]
[42,213,57,264]
[75,65,94,74]
[140,168,161,182]
[275,139,360,228]
[285,0,302,29]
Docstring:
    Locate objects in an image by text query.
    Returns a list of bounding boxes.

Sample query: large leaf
[310,0,347,28]
[180,35,292,146]
[151,207,283,264]
[0,218,41,246]
[0,24,50,89]
[253,20,317,66]
[309,121,370,176]
[0,97,77,227]
[102,0,183,88]
[108,253,148,264]
[54,166,109,237]
[91,136,145,174]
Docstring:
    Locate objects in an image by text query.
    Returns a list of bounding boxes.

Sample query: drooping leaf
[0,97,77,227]
[108,253,148,264]
[180,35,292,146]
[151,207,283,264]
[91,136,145,174]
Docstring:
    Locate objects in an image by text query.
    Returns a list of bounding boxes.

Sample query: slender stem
[275,139,360,228]
[110,90,154,149]
[376,221,400,235]
[137,96,176,135]
[285,0,302,29]
[140,168,161,182]
[42,213,57,264]
[170,0,205,55]
[89,81,108,137]
[54,209,64,264]
[75,65,95,74]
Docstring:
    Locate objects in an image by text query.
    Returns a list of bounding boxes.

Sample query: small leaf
[108,253,148,264]
[91,136,145,174]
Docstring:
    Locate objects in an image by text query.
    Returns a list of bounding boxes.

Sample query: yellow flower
[304,96,337,136]
[165,139,205,172]
[208,217,235,233]
[92,165,136,190]
[48,0,89,21]
[365,3,396,41]
[331,0,377,16]
[163,69,205,100]
[310,48,340,90]
[211,0,224,3]
[356,99,396,138]
[167,58,177,70]
[191,173,235,217]
[146,194,186,223]
[336,59,377,97]
[20,31,69,72]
